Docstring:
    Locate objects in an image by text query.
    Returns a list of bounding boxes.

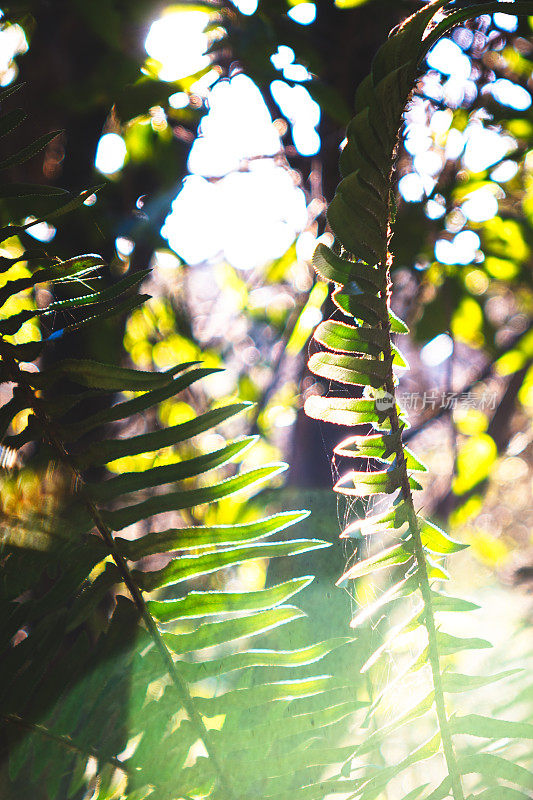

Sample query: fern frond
[0,90,362,800]
[305,3,533,799]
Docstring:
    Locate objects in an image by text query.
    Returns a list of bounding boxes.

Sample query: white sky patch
[24,217,56,243]
[445,128,465,161]
[399,173,425,203]
[169,91,189,109]
[430,109,453,136]
[145,11,210,82]
[487,78,532,110]
[493,12,518,32]
[427,38,471,80]
[116,237,135,258]
[443,76,477,108]
[462,125,515,173]
[292,124,320,156]
[435,230,480,265]
[490,159,518,182]
[270,43,311,80]
[95,133,127,175]
[283,63,311,82]
[271,79,320,156]
[414,150,442,177]
[0,22,28,85]
[425,37,475,108]
[288,3,316,25]
[421,333,454,367]
[233,0,258,14]
[296,230,317,262]
[453,26,474,50]
[162,166,307,269]
[152,250,181,271]
[271,45,295,70]
[422,72,444,102]
[461,186,499,223]
[404,126,432,157]
[426,198,446,219]
[160,68,313,269]
[188,75,280,178]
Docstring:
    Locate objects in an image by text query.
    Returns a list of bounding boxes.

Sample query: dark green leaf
[75,402,251,467]
[458,753,533,789]
[314,320,387,356]
[436,631,492,655]
[0,130,61,171]
[334,464,409,497]
[27,359,173,391]
[420,519,468,555]
[87,436,256,502]
[137,538,328,590]
[176,639,350,682]
[308,352,391,389]
[61,364,217,438]
[313,243,384,289]
[102,464,288,530]
[0,108,26,138]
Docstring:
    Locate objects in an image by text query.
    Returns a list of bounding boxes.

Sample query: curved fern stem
[0,341,235,800]
[381,259,465,800]
[303,5,533,794]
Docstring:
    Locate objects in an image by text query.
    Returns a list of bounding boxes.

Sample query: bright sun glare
[145,10,211,82]
[142,7,318,270]
[92,7,533,271]
[161,74,308,269]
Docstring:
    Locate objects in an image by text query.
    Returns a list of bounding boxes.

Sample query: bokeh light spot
[24,218,56,243]
[398,173,425,203]
[233,0,258,14]
[95,133,127,175]
[287,3,316,25]
[421,333,454,367]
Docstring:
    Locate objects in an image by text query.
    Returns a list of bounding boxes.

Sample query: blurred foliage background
[0,0,532,753]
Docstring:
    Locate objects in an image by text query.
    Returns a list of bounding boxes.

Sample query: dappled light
[271,79,321,155]
[1,3,532,800]
[162,166,307,268]
[161,73,309,268]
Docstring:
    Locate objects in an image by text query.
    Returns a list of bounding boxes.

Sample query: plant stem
[378,264,465,800]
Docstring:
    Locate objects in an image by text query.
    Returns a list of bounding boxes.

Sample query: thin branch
[404,322,532,443]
